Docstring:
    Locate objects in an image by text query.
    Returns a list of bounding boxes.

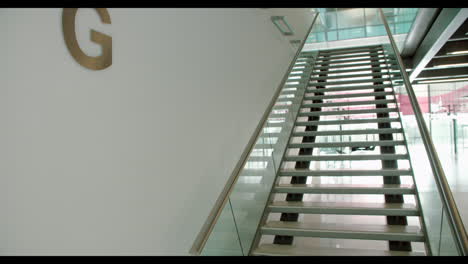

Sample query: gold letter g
[62,8,112,70]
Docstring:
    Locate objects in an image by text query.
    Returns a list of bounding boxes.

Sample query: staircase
[251,45,429,256]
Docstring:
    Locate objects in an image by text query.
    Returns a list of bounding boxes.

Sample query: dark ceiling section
[449,20,468,40]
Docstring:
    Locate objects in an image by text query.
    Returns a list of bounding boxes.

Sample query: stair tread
[310,72,394,80]
[268,201,419,216]
[295,118,401,126]
[313,66,398,75]
[307,84,391,93]
[309,78,390,86]
[262,221,423,236]
[283,154,408,161]
[292,128,402,135]
[289,140,405,148]
[274,183,415,194]
[289,140,405,147]
[279,168,412,176]
[316,57,391,65]
[270,201,418,211]
[253,244,425,256]
[296,119,400,125]
[317,54,389,62]
[297,108,397,116]
[304,91,394,100]
[302,99,395,108]
[313,61,396,70]
[319,49,382,55]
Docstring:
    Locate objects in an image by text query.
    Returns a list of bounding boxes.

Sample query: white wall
[0,8,307,255]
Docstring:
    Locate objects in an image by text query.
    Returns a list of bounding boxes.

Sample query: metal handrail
[379,8,468,256]
[189,12,319,255]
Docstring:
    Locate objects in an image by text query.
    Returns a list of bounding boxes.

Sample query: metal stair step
[268,201,419,216]
[294,57,315,65]
[297,108,397,117]
[293,65,312,70]
[307,84,392,93]
[288,76,308,81]
[283,154,408,161]
[277,97,302,103]
[313,66,399,75]
[261,221,424,242]
[316,57,392,65]
[316,52,387,61]
[310,72,395,80]
[309,78,391,86]
[279,92,303,97]
[278,169,413,177]
[291,128,403,136]
[296,58,312,62]
[295,117,401,126]
[253,244,425,256]
[289,72,312,77]
[274,183,415,195]
[285,83,308,88]
[319,46,383,56]
[302,99,395,108]
[319,44,381,51]
[313,61,397,70]
[319,51,383,58]
[288,140,406,148]
[304,91,394,100]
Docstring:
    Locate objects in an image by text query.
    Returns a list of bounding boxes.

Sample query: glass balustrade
[199,50,318,255]
[377,10,466,255]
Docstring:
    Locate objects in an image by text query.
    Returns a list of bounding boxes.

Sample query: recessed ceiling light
[447,50,468,55]
[433,63,468,69]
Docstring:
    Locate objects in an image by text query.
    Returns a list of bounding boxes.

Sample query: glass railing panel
[229,54,317,254]
[193,14,321,256]
[229,119,278,255]
[439,207,461,255]
[379,21,464,254]
[200,199,243,256]
[382,43,459,255]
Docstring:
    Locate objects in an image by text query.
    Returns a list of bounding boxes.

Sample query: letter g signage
[62,8,112,70]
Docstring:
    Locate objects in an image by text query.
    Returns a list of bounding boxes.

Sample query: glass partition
[296,9,466,255]
[199,50,318,255]
[378,10,465,254]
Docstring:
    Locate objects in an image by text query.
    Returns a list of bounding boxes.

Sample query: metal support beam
[417,66,468,79]
[401,8,441,57]
[410,8,468,82]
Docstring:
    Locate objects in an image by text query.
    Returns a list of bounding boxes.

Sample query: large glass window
[337,8,365,28]
[306,8,419,43]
